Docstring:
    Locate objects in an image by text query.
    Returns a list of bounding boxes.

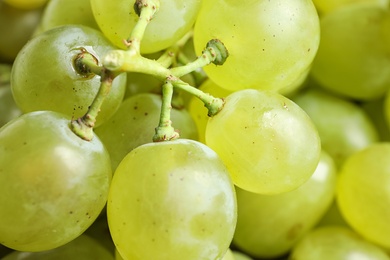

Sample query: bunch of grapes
[1,0,390,260]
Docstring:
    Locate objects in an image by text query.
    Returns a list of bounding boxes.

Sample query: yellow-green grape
[95,93,198,171]
[310,3,390,100]
[292,88,379,168]
[383,89,390,134]
[11,25,127,127]
[337,143,390,249]
[312,0,389,14]
[361,97,390,142]
[84,214,115,254]
[0,111,112,251]
[232,251,253,260]
[39,0,99,32]
[90,0,202,53]
[232,151,337,259]
[289,226,390,260]
[188,79,232,143]
[0,85,22,127]
[3,0,48,10]
[107,139,237,260]
[115,249,124,260]
[206,89,321,194]
[2,234,114,260]
[221,249,235,260]
[193,0,320,92]
[0,2,42,62]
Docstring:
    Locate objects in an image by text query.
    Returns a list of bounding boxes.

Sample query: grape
[232,251,253,260]
[384,90,390,133]
[312,0,389,14]
[222,249,235,260]
[310,3,390,100]
[193,0,320,93]
[292,88,379,167]
[95,93,198,171]
[289,226,390,260]
[232,151,337,258]
[0,2,42,62]
[0,111,112,251]
[205,89,321,194]
[38,0,99,33]
[3,0,48,10]
[337,143,390,249]
[188,79,232,144]
[11,25,127,127]
[107,139,237,260]
[90,0,202,53]
[0,84,23,127]
[316,201,350,228]
[2,234,114,260]
[362,97,390,142]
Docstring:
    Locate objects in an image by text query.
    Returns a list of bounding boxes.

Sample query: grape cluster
[1,0,390,260]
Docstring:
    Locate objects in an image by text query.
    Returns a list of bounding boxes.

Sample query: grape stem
[125,0,160,53]
[153,82,179,142]
[70,69,116,141]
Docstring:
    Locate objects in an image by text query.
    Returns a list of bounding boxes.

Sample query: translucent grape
[337,143,390,249]
[2,234,114,260]
[90,0,202,53]
[11,25,127,127]
[232,151,337,258]
[107,139,237,260]
[95,93,198,171]
[193,0,320,92]
[289,226,390,260]
[206,89,321,194]
[3,0,48,10]
[292,88,379,167]
[312,0,389,14]
[310,3,390,100]
[0,111,112,251]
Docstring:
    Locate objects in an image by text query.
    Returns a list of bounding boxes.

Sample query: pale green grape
[0,85,23,127]
[222,249,235,260]
[232,251,253,260]
[3,0,48,10]
[313,0,389,14]
[188,79,232,143]
[193,0,320,92]
[38,0,99,33]
[0,2,42,62]
[2,234,114,260]
[337,143,390,249]
[205,89,321,194]
[289,226,390,260]
[232,151,337,259]
[90,0,202,53]
[11,25,127,127]
[95,93,198,171]
[292,88,379,167]
[107,139,237,260]
[0,111,112,251]
[310,3,390,100]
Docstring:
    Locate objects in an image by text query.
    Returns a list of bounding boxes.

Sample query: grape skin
[0,111,112,252]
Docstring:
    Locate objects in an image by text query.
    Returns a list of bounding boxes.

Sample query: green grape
[188,79,232,143]
[3,0,48,10]
[84,213,115,254]
[384,89,390,134]
[95,93,198,171]
[362,96,390,142]
[38,0,99,33]
[0,2,42,62]
[222,249,235,260]
[115,249,124,260]
[232,151,337,259]
[11,25,127,127]
[107,139,237,260]
[337,143,390,249]
[205,89,321,194]
[312,0,389,14]
[0,85,23,127]
[3,234,114,260]
[292,88,379,167]
[0,111,112,251]
[310,3,390,100]
[316,201,350,228]
[90,0,202,53]
[289,226,390,260]
[193,0,320,92]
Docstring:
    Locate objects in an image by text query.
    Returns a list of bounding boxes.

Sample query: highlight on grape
[1,0,390,259]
